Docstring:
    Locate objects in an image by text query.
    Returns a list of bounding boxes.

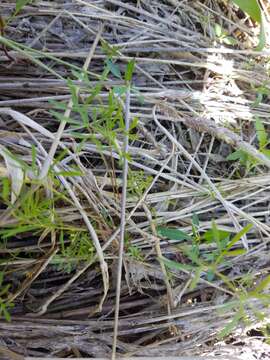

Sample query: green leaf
[130,117,138,130]
[31,145,37,173]
[262,149,270,158]
[157,227,191,241]
[50,110,78,125]
[190,267,202,290]
[67,79,79,107]
[226,223,253,250]
[191,213,200,239]
[2,305,11,322]
[257,15,266,51]
[232,0,261,23]
[255,118,268,148]
[1,178,10,203]
[204,227,230,244]
[15,0,33,14]
[101,40,119,58]
[161,257,194,271]
[226,249,247,257]
[252,92,264,107]
[206,269,215,281]
[105,59,121,79]
[0,284,9,297]
[227,149,244,161]
[113,86,127,96]
[232,0,265,50]
[252,275,270,294]
[223,36,237,46]
[253,310,266,321]
[218,311,242,339]
[214,23,223,37]
[185,244,200,264]
[131,86,145,104]
[49,100,67,111]
[0,272,4,286]
[56,170,83,177]
[125,59,135,82]
[192,213,200,227]
[215,224,252,264]
[0,224,40,238]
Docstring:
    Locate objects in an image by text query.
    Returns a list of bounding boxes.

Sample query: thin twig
[112,86,131,360]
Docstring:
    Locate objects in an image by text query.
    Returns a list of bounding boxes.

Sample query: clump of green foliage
[127,170,153,198]
[0,38,139,322]
[0,186,60,239]
[50,51,138,165]
[124,233,144,262]
[159,217,249,286]
[158,216,270,338]
[52,231,95,273]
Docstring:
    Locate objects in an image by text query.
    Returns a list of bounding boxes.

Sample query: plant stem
[112,86,131,360]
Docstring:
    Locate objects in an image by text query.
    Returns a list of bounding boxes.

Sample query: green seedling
[158,217,269,338]
[124,233,144,261]
[53,230,95,273]
[218,273,270,339]
[127,170,153,198]
[251,82,270,107]
[160,220,251,286]
[50,58,138,165]
[214,23,237,45]
[227,118,270,170]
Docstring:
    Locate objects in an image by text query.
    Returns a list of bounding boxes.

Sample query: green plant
[218,274,270,338]
[127,245,144,262]
[227,118,270,170]
[214,23,237,45]
[0,169,83,245]
[160,221,251,286]
[124,234,144,261]
[0,1,34,37]
[260,324,270,344]
[0,272,14,322]
[251,82,270,107]
[15,0,33,15]
[127,170,153,198]
[52,230,95,273]
[157,216,268,337]
[231,0,265,50]
[50,59,139,164]
[0,185,61,240]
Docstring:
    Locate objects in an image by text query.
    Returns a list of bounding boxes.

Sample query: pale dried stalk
[24,357,241,360]
[152,105,248,249]
[112,87,131,360]
[160,103,270,169]
[37,25,110,312]
[8,248,58,303]
[142,203,175,309]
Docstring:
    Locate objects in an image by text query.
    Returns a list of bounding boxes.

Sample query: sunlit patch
[207,54,234,76]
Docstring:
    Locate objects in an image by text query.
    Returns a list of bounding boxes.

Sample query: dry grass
[0,0,270,359]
